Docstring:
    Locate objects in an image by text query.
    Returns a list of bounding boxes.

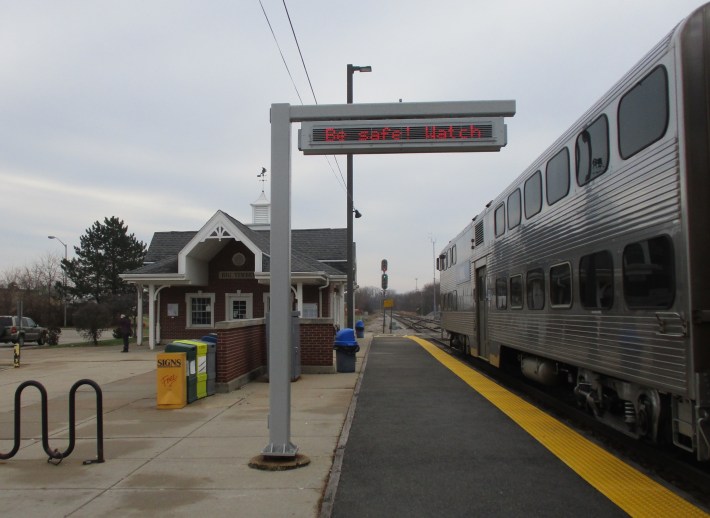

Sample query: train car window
[549,263,572,308]
[495,278,507,309]
[546,148,570,206]
[580,250,614,309]
[576,115,609,186]
[524,171,543,219]
[618,66,669,160]
[507,189,521,229]
[622,236,675,309]
[510,275,523,309]
[526,269,545,310]
[494,203,505,237]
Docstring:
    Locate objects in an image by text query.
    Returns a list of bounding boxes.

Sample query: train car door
[475,264,489,359]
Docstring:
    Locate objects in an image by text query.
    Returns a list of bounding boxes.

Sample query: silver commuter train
[438,3,710,461]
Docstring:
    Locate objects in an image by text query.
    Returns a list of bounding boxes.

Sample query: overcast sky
[1,0,706,292]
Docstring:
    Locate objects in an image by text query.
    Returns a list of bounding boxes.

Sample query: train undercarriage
[447,332,709,460]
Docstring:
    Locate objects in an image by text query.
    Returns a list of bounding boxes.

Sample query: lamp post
[48,235,68,327]
[430,234,437,317]
[346,63,371,329]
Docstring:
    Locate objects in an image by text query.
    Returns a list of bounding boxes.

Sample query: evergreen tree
[62,217,146,303]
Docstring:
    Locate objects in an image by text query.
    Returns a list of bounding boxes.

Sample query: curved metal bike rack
[0,379,104,465]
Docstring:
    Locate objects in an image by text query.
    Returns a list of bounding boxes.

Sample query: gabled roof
[144,231,196,263]
[124,210,347,281]
[255,228,347,262]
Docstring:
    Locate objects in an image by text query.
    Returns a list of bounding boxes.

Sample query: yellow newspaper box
[157,352,187,409]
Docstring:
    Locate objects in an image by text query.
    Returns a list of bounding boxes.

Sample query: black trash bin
[334,328,360,373]
[355,320,365,338]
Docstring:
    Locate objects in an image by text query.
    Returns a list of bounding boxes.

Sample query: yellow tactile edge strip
[406,335,709,517]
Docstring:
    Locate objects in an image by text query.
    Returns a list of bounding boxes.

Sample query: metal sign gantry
[266,100,515,458]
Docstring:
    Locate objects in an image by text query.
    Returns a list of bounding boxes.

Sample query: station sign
[299,117,507,155]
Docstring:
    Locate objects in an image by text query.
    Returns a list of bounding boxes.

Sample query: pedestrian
[119,314,132,353]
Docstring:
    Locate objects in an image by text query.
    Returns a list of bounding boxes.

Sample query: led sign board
[299,117,507,155]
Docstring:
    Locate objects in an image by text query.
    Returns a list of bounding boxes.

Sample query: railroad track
[391,313,441,335]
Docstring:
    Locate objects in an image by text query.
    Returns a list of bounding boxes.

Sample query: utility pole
[346,64,371,329]
[430,234,437,317]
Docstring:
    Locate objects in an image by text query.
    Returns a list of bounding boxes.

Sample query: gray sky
[1,0,705,292]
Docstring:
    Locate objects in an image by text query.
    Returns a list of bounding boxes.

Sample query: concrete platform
[329,335,710,517]
[0,333,371,517]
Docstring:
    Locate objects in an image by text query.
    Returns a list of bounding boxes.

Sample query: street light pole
[48,235,68,327]
[346,64,371,329]
[430,235,437,317]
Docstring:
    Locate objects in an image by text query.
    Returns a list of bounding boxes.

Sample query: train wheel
[637,396,653,439]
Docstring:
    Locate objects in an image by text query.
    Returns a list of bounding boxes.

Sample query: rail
[391,313,442,335]
[0,379,105,465]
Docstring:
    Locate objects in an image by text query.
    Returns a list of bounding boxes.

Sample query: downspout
[318,277,330,317]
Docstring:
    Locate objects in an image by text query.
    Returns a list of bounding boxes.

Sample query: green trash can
[165,341,198,403]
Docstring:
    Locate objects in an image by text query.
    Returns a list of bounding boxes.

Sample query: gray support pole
[263,103,297,457]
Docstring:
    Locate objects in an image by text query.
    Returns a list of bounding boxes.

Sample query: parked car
[0,316,49,345]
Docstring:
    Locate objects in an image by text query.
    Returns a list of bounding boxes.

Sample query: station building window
[580,251,614,310]
[549,263,572,308]
[510,275,523,309]
[622,236,675,309]
[546,148,570,206]
[576,115,609,186]
[524,171,543,219]
[618,66,669,159]
[225,293,253,320]
[495,278,507,309]
[507,189,521,229]
[186,293,215,327]
[526,269,545,310]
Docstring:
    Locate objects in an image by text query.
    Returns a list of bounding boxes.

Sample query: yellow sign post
[157,352,187,409]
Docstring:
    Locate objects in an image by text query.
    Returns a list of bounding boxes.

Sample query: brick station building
[121,190,351,390]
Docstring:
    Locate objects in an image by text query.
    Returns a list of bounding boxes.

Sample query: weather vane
[257,167,267,192]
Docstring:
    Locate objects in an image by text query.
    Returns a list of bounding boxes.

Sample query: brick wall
[213,318,335,391]
[300,319,337,366]
[214,319,266,391]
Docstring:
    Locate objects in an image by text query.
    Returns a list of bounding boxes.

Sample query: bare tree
[0,253,64,325]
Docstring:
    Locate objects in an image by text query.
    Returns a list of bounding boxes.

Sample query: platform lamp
[346,63,371,329]
[48,235,68,327]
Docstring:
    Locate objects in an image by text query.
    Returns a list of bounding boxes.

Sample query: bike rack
[0,379,104,465]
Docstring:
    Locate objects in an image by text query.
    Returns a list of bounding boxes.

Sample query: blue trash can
[355,320,365,338]
[334,328,360,373]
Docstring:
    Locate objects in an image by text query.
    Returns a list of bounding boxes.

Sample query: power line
[257,0,303,104]
[258,1,348,193]
[281,0,318,105]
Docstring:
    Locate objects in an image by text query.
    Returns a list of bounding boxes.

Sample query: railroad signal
[381,273,388,290]
[381,259,388,272]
